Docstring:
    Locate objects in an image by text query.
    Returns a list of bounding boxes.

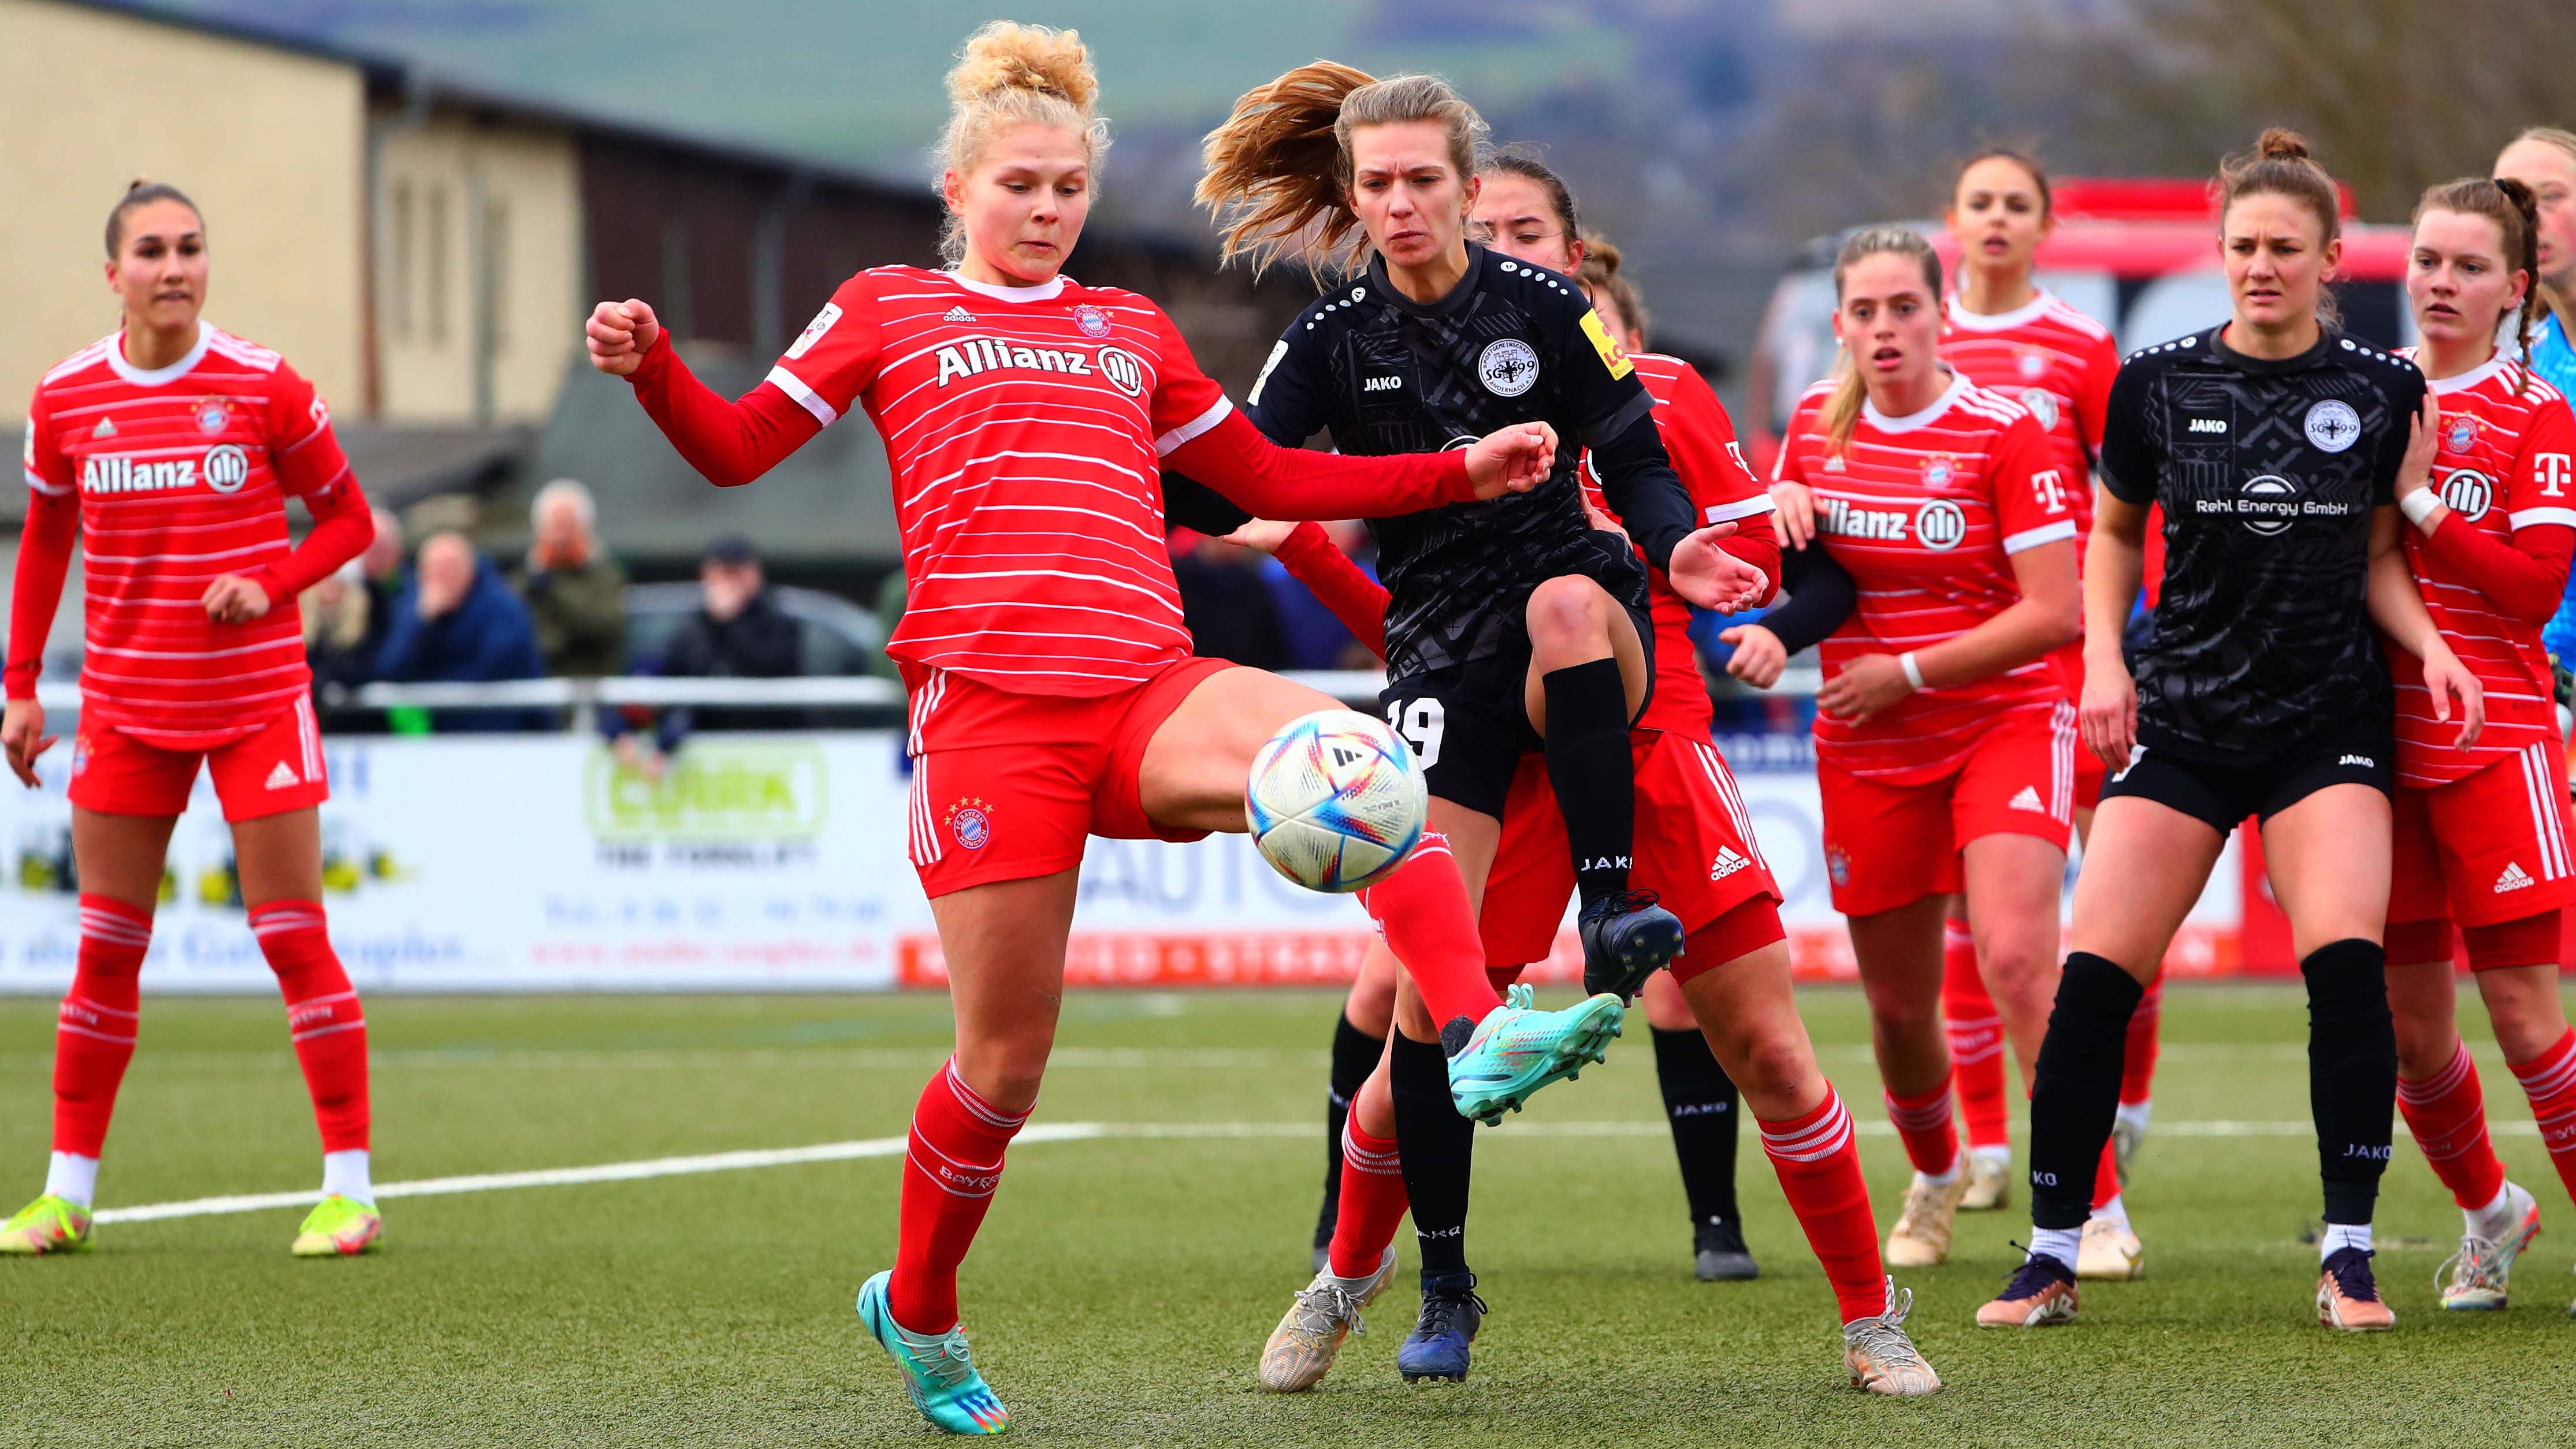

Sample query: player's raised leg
[235,806,380,1257]
[1678,908,1938,1395]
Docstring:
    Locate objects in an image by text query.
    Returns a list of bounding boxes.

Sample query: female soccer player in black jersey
[1183,66,1785,1385]
[1979,131,2483,1334]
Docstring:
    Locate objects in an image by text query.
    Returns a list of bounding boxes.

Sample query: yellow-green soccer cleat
[0,1194,93,1255]
[291,1194,382,1257]
[1445,984,1626,1126]
[858,1269,1010,1435]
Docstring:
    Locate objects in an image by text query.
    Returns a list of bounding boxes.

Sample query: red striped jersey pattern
[23,321,351,746]
[1582,351,1774,736]
[1940,290,2117,539]
[1774,374,2073,782]
[765,266,1229,697]
[2390,350,2576,786]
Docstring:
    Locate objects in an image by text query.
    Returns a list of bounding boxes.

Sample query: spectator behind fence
[302,559,375,700]
[514,478,627,677]
[611,537,804,773]
[358,504,405,662]
[376,531,548,731]
[1171,529,1287,670]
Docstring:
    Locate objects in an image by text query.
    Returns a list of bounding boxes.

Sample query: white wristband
[1898,651,1925,690]
[2400,489,2441,527]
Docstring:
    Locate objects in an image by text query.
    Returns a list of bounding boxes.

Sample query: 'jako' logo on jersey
[932,337,1143,397]
[2304,399,2361,453]
[2439,468,2493,522]
[1478,338,1541,397]
[1916,499,1967,550]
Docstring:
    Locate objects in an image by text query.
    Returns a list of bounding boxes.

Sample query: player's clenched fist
[585,299,663,377]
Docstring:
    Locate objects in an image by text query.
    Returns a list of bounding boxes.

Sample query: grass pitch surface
[3,984,2573,1447]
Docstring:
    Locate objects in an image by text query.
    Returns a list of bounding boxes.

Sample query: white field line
[91,1117,2536,1227]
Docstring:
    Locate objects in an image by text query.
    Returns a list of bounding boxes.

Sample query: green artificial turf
[2,984,2571,1446]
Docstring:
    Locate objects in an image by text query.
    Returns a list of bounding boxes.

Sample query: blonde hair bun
[947,21,1098,111]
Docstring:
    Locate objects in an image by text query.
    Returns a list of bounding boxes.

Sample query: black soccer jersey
[2098,325,2428,756]
[1236,245,1688,680]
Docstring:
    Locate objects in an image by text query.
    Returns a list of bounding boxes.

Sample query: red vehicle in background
[1742,179,2413,475]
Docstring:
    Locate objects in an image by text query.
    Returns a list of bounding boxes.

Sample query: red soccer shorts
[901,658,1236,898]
[67,698,330,822]
[1478,728,1783,981]
[1818,702,2075,917]
[2387,742,2576,945]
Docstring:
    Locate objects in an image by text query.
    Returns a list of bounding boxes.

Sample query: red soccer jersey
[1772,374,2075,781]
[2389,349,2576,786]
[1581,351,1774,735]
[765,266,1232,696]
[1941,290,2117,540]
[17,321,354,746]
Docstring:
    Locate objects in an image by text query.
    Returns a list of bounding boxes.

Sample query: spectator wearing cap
[514,478,628,677]
[612,537,804,773]
[376,531,549,731]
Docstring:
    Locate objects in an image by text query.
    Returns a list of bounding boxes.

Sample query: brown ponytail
[106,178,200,256]
[1824,225,1944,457]
[1198,65,1488,278]
[2415,174,2544,397]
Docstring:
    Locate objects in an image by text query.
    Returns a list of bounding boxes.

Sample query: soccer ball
[1245,710,1427,893]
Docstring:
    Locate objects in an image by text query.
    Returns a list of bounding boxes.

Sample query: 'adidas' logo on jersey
[264,761,300,790]
[943,306,976,323]
[2008,786,2047,813]
[92,418,116,439]
[2497,862,2535,893]
[1710,847,1750,881]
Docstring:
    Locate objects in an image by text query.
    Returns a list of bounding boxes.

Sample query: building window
[484,195,511,353]
[389,180,414,338]
[428,184,451,347]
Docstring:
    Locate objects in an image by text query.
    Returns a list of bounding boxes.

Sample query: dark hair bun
[2255,128,2312,163]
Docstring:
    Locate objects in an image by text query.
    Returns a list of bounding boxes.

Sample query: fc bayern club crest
[1826,845,1851,888]
[2443,413,2478,454]
[946,798,994,851]
[195,397,229,434]
[1921,452,1957,489]
[1073,304,1112,338]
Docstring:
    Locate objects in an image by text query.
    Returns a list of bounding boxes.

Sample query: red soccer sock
[2510,1029,2576,1208]
[2121,979,2164,1107]
[890,1060,1031,1333]
[1325,1119,1410,1279]
[2397,1037,2507,1211]
[51,896,151,1158]
[1940,917,2010,1152]
[2091,1135,2122,1212]
[1759,1087,1889,1324]
[1356,834,1503,1027]
[249,900,370,1153]
[1883,1071,1960,1179]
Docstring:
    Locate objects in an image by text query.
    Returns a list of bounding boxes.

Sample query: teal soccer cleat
[858,1270,1012,1435]
[1443,984,1625,1125]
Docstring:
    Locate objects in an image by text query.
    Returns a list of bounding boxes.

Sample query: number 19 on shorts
[1386,698,1445,770]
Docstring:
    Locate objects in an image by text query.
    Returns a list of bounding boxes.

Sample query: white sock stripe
[2397,1040,2475,1100]
[61,994,139,1020]
[287,990,362,1010]
[904,1147,1002,1198]
[2513,1044,2576,1098]
[1946,1041,2008,1066]
[288,1019,367,1043]
[77,920,153,946]
[1943,1012,2003,1031]
[1762,1101,1854,1161]
[942,1060,1031,1130]
[1882,1094,1955,1129]
[905,1127,1008,1178]
[55,1023,139,1046]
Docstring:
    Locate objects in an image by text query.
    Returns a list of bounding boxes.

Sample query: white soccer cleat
[2075,1215,2144,1281]
[1258,1247,1397,1392]
[1960,1148,2012,1212]
[1884,1171,1967,1268]
[2438,1181,2540,1312]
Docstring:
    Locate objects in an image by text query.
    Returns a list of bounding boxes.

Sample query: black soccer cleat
[1693,1217,1760,1282]
[1395,1272,1488,1383]
[1578,889,1686,1001]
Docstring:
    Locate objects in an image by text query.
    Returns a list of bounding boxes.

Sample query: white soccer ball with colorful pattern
[1245,710,1427,893]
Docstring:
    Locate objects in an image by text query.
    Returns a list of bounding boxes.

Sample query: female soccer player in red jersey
[1764,225,2086,1277]
[1930,149,2157,1273]
[581,26,1622,1435]
[1252,184,1934,1396]
[2373,177,2576,1314]
[1,182,381,1258]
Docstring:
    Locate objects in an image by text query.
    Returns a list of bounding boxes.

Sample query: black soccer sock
[1389,1027,1475,1281]
[2026,951,2146,1231]
[1652,1025,1744,1229]
[1541,657,1635,907]
[1315,1012,1385,1247]
[2303,938,2397,1226]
